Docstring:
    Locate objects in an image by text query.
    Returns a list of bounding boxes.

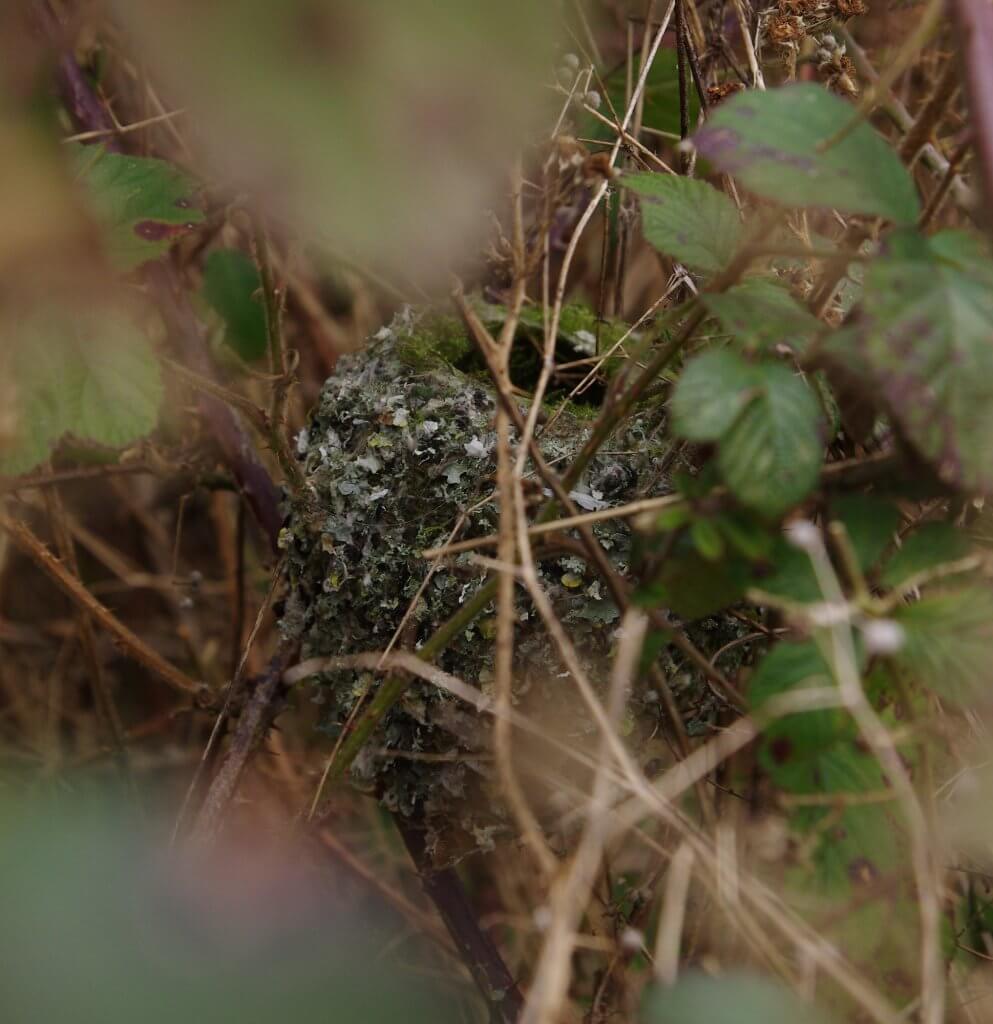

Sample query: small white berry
[585,89,602,109]
[620,927,644,951]
[861,618,906,655]
[562,52,580,71]
[785,519,821,552]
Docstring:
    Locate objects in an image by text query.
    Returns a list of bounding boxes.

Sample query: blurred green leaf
[701,279,822,354]
[1,306,162,475]
[828,495,901,575]
[72,146,203,271]
[110,0,555,276]
[749,641,847,767]
[717,362,823,517]
[202,249,269,361]
[691,517,724,561]
[669,348,758,442]
[642,971,834,1024]
[693,84,919,223]
[625,173,742,274]
[757,536,822,603]
[881,522,973,589]
[837,230,993,493]
[635,532,752,620]
[893,587,993,703]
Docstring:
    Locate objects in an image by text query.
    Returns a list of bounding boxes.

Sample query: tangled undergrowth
[2,2,993,1024]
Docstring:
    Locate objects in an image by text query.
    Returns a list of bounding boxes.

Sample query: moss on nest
[280,309,731,863]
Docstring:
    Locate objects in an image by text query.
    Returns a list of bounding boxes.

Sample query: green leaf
[701,279,823,354]
[693,84,919,224]
[691,517,724,561]
[715,510,775,560]
[749,642,847,769]
[828,495,901,574]
[635,532,751,620]
[202,249,269,361]
[72,145,203,271]
[790,775,901,895]
[669,348,758,442]
[641,971,834,1024]
[842,230,993,492]
[893,588,993,704]
[0,306,162,475]
[625,173,742,274]
[594,51,700,142]
[881,522,973,589]
[718,363,823,517]
[757,537,822,603]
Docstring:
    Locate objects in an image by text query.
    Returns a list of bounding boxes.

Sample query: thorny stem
[253,219,293,429]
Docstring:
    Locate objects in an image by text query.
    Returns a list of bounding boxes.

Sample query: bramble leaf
[701,279,822,354]
[893,587,993,703]
[625,173,742,274]
[202,249,269,361]
[717,362,823,517]
[0,306,162,475]
[693,84,919,224]
[72,146,203,271]
[669,348,758,441]
[881,522,973,589]
[828,495,901,575]
[838,230,993,493]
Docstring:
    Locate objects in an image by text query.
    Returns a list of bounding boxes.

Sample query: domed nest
[279,309,725,863]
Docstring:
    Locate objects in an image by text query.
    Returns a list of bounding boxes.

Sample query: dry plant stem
[186,648,290,849]
[0,462,167,495]
[42,486,136,796]
[807,531,945,1024]
[897,57,961,164]
[286,652,634,793]
[161,354,304,495]
[952,0,993,235]
[176,554,286,842]
[0,513,200,697]
[919,136,973,228]
[819,0,944,151]
[837,26,974,212]
[653,840,695,983]
[35,0,124,152]
[521,610,648,1024]
[422,492,684,560]
[253,219,292,428]
[519,0,676,466]
[493,162,558,878]
[456,295,742,708]
[732,0,765,89]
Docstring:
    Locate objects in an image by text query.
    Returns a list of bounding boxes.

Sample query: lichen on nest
[279,308,726,862]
